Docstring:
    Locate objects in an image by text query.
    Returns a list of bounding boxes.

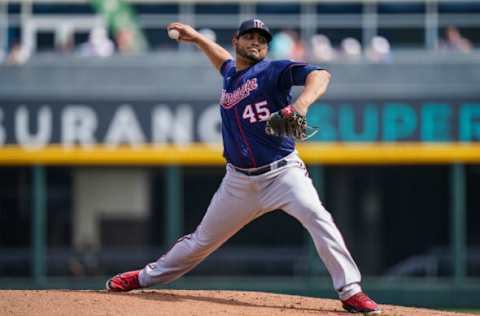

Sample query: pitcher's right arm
[167,22,233,72]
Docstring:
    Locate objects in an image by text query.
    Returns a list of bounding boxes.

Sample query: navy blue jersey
[219,59,322,168]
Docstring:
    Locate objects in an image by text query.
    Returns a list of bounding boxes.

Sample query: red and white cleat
[342,292,382,315]
[105,270,142,292]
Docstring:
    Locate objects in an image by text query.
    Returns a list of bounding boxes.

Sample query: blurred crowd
[269,25,474,63]
[269,30,394,63]
[1,26,137,65]
[0,24,475,66]
[439,26,474,53]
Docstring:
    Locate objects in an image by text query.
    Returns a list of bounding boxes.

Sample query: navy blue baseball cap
[237,19,272,43]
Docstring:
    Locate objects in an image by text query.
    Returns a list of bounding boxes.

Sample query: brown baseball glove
[265,105,307,141]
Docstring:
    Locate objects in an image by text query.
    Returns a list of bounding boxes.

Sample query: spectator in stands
[270,30,294,59]
[440,26,473,53]
[290,31,305,61]
[270,30,305,61]
[366,36,392,63]
[310,34,335,62]
[115,28,136,55]
[6,42,30,65]
[340,37,362,61]
[56,25,75,54]
[78,26,114,58]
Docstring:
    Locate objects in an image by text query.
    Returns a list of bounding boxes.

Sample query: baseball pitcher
[106,19,381,315]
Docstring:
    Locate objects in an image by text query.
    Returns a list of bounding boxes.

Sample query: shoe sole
[344,306,382,315]
[345,311,382,316]
[105,278,123,292]
[105,279,113,291]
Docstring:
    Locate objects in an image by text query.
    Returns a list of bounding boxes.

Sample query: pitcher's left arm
[291,70,331,116]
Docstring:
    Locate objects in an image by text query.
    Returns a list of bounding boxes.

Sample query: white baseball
[168,29,180,40]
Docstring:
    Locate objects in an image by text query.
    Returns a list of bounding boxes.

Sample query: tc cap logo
[253,19,265,28]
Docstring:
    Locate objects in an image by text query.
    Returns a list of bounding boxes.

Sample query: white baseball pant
[138,152,362,300]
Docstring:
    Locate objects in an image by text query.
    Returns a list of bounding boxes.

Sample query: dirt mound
[0,289,475,316]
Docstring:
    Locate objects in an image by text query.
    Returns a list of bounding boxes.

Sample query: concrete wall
[1,51,480,99]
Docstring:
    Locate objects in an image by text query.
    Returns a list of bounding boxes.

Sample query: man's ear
[232,34,239,47]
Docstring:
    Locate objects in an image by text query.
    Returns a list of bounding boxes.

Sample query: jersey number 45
[242,101,271,123]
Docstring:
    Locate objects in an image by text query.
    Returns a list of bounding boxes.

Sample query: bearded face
[234,31,268,64]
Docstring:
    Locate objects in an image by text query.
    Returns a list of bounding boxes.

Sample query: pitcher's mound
[0,289,475,315]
